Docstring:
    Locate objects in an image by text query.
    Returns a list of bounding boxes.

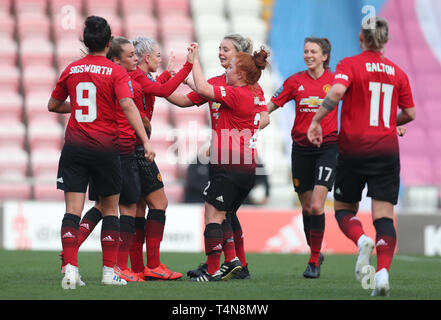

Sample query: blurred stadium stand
[0,0,277,204]
[1,0,438,212]
[270,0,441,212]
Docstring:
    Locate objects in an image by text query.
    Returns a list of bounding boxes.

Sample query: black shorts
[89,153,141,205]
[203,166,256,212]
[135,145,164,197]
[57,143,121,197]
[333,155,400,205]
[291,143,338,194]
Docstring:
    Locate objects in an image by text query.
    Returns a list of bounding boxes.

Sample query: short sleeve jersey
[115,76,145,154]
[333,50,414,158]
[210,84,267,171]
[51,55,134,151]
[271,69,338,147]
[130,62,193,121]
[187,74,267,130]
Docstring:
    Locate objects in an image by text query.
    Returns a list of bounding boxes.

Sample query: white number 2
[75,82,97,123]
[368,82,393,128]
[249,113,261,149]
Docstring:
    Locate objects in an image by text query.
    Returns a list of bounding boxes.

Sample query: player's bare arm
[397,107,416,126]
[259,111,270,129]
[166,92,195,107]
[307,83,346,147]
[47,97,71,114]
[191,44,216,101]
[267,101,279,114]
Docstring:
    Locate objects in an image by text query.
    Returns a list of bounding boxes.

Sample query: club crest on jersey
[157,173,162,182]
[211,102,221,111]
[323,84,331,93]
[299,96,323,108]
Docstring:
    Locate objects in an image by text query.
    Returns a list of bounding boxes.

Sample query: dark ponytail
[83,16,111,53]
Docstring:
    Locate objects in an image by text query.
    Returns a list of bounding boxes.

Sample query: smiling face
[219,39,238,69]
[146,43,162,72]
[225,57,244,86]
[116,43,138,72]
[303,41,327,72]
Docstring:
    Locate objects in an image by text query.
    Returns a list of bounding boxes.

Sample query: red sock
[233,229,246,266]
[374,218,397,271]
[204,223,223,275]
[101,216,119,268]
[335,210,365,245]
[61,213,80,267]
[116,215,135,270]
[130,217,145,273]
[308,214,325,266]
[222,214,236,262]
[145,209,165,269]
[231,212,247,266]
[78,207,102,248]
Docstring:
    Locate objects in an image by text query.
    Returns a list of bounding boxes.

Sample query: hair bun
[253,46,270,70]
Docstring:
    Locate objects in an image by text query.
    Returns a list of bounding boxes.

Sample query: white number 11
[368,82,393,128]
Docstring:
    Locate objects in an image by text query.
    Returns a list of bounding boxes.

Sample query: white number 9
[75,82,97,123]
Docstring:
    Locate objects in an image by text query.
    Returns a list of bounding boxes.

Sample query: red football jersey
[116,77,145,154]
[130,62,192,121]
[51,55,134,151]
[333,50,414,157]
[187,74,267,130]
[271,69,338,147]
[210,84,266,170]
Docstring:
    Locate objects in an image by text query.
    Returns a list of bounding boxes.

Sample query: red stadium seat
[19,38,54,68]
[14,0,47,15]
[120,0,154,17]
[123,14,158,40]
[152,98,172,125]
[83,0,119,16]
[434,156,441,185]
[0,146,29,178]
[0,119,26,149]
[399,126,427,156]
[22,66,57,94]
[0,13,14,39]
[33,182,64,201]
[55,38,85,71]
[30,147,61,182]
[162,182,184,203]
[157,0,190,17]
[159,13,194,43]
[49,0,83,15]
[0,91,24,122]
[0,65,20,93]
[0,182,32,200]
[0,0,12,13]
[27,120,64,151]
[400,155,433,186]
[52,13,84,42]
[24,91,61,123]
[0,36,18,66]
[16,12,51,41]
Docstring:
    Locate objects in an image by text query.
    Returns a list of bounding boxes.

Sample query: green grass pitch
[1,249,440,301]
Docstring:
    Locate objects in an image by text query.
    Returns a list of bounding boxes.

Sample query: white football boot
[355,235,375,282]
[371,268,390,296]
[61,264,79,289]
[101,266,127,286]
[61,264,86,286]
